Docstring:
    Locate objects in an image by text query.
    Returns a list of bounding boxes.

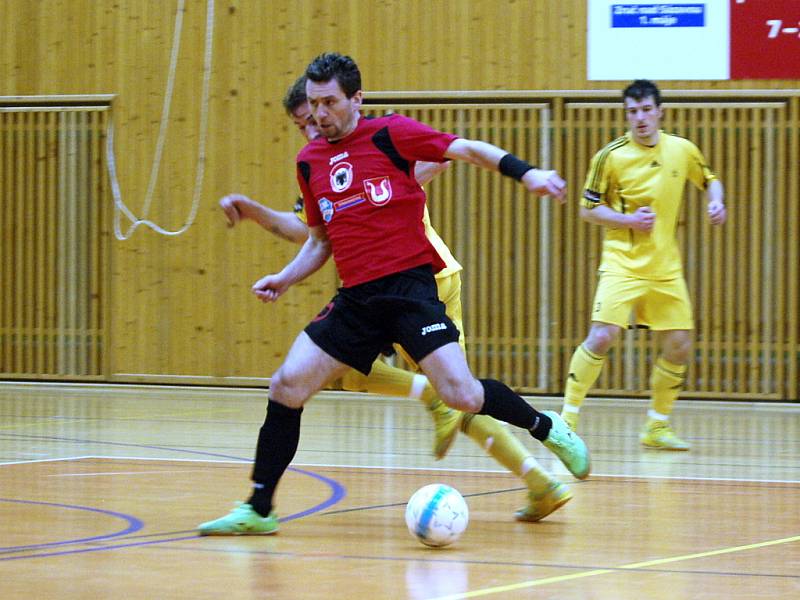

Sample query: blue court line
[0,534,201,562]
[0,434,346,560]
[0,498,143,552]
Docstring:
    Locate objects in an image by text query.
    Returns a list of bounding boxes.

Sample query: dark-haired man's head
[623,79,661,106]
[623,79,663,146]
[305,52,361,98]
[304,52,363,141]
[283,75,320,141]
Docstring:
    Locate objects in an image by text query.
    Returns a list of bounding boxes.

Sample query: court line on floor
[427,533,800,599]
[0,446,345,560]
[0,498,143,553]
[4,452,797,485]
[48,469,200,477]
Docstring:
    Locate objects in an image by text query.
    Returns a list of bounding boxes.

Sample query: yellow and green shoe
[515,481,572,522]
[640,419,690,451]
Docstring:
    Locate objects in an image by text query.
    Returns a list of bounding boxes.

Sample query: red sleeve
[388,114,458,162]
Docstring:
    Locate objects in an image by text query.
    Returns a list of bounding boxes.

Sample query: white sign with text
[588,0,730,80]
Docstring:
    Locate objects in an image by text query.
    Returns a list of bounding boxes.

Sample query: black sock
[478,379,552,440]
[248,399,303,517]
[528,411,553,441]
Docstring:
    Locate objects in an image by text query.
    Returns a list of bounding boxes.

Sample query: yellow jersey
[293,198,461,278]
[421,205,462,278]
[581,130,717,280]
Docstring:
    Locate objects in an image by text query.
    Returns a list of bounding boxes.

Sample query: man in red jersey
[200,53,589,535]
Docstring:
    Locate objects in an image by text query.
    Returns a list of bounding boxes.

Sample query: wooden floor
[1,383,798,599]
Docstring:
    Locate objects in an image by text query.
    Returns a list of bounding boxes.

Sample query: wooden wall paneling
[512,108,528,388]
[537,102,557,393]
[1,114,7,371]
[709,106,724,393]
[787,98,799,399]
[45,111,58,375]
[15,112,27,373]
[557,102,580,393]
[34,112,45,374]
[749,108,763,393]
[528,105,547,392]
[0,1,798,395]
[721,105,737,394]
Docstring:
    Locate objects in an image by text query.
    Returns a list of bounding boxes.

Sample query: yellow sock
[563,344,605,412]
[461,414,553,490]
[341,360,438,408]
[340,369,369,393]
[650,356,686,419]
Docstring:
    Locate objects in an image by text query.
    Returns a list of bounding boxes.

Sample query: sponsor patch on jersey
[330,162,353,193]
[334,193,365,212]
[328,151,349,166]
[363,176,393,206]
[318,197,334,223]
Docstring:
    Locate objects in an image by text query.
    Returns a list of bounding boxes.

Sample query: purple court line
[0,498,143,552]
[0,433,346,560]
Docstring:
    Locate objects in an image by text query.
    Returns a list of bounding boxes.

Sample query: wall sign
[588,0,800,80]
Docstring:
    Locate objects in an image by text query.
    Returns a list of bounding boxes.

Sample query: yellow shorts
[591,272,694,331]
[396,270,466,368]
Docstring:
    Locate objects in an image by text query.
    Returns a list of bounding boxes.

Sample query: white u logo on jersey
[363,176,392,206]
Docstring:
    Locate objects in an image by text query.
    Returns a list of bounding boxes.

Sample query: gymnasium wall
[0,1,797,399]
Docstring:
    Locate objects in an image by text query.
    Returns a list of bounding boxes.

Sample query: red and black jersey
[297,113,457,288]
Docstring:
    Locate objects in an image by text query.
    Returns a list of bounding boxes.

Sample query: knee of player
[440,378,483,413]
[269,368,308,407]
[587,327,618,353]
[667,340,692,363]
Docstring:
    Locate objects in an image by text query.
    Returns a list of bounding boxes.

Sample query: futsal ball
[405,483,469,547]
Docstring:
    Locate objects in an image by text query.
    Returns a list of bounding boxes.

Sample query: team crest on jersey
[318,197,334,223]
[330,162,353,193]
[363,176,392,206]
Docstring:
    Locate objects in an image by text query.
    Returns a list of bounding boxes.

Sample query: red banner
[731,0,800,79]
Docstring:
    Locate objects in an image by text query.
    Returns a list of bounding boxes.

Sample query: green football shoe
[198,503,279,536]
[541,411,591,480]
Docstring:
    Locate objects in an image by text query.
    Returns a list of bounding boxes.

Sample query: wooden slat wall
[366,93,800,400]
[0,104,110,379]
[553,99,798,399]
[0,1,797,399]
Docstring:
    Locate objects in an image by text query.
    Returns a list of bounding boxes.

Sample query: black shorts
[304,265,460,375]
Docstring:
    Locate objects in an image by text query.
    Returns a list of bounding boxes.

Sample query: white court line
[48,470,200,477]
[0,455,246,467]
[0,455,96,466]
[3,455,797,484]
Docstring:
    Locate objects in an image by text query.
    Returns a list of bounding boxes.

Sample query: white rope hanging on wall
[107,0,215,240]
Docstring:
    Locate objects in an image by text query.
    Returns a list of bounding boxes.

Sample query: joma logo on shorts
[420,323,447,336]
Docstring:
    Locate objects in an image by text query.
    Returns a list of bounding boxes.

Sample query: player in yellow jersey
[560,79,727,450]
[219,75,572,521]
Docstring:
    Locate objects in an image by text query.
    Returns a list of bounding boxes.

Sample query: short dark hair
[623,79,661,106]
[282,75,308,115]
[305,52,361,98]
